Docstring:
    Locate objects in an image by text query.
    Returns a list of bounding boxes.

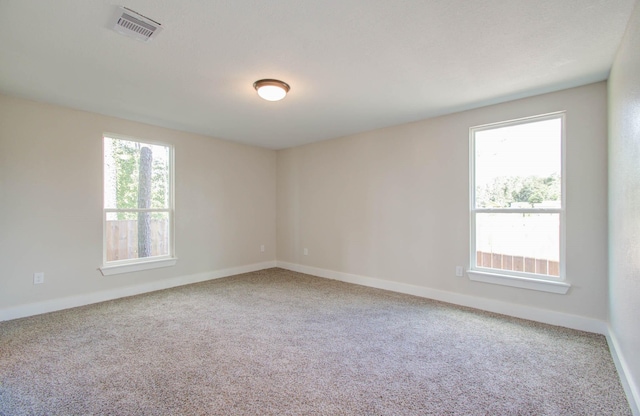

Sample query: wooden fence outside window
[477,251,559,276]
[106,219,169,261]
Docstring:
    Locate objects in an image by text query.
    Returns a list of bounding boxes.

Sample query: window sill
[467,270,570,294]
[99,257,178,276]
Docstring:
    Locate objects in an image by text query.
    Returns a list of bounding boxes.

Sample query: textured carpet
[0,268,631,415]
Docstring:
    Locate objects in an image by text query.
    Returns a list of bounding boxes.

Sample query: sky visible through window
[475,118,561,190]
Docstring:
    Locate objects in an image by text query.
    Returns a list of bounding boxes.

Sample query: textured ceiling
[0,0,636,149]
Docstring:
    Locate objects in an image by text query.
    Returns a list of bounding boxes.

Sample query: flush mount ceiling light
[253,79,290,101]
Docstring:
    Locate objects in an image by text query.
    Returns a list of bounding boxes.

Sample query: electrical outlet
[455,266,463,277]
[260,245,265,252]
[34,272,44,285]
[304,248,309,256]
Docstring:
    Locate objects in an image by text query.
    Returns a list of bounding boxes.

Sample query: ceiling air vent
[111,7,162,42]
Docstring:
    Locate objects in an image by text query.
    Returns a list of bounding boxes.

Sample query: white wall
[609,0,640,410]
[278,82,608,323]
[1,82,610,330]
[0,95,276,317]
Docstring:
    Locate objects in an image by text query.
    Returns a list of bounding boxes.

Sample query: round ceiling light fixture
[253,79,290,101]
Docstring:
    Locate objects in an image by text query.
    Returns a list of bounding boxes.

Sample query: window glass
[475,118,561,209]
[471,114,563,280]
[103,136,173,264]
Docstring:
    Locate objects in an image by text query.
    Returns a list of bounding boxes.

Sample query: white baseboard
[276,261,608,335]
[606,329,640,415]
[0,261,277,322]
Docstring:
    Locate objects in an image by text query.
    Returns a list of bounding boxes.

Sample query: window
[469,113,569,293]
[100,134,176,275]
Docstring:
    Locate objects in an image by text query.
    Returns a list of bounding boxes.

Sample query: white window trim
[99,257,178,276]
[466,270,570,294]
[100,133,176,275]
[469,112,569,293]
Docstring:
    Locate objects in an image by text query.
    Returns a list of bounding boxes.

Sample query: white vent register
[112,7,162,42]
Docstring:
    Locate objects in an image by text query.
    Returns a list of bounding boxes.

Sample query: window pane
[105,211,170,262]
[475,213,559,277]
[475,118,561,209]
[104,137,170,210]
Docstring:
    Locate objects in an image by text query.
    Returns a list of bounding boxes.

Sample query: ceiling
[0,0,636,149]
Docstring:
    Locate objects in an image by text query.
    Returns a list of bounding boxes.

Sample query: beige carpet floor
[0,268,631,415]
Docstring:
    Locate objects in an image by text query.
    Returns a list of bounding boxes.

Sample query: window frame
[99,133,177,276]
[468,112,569,294]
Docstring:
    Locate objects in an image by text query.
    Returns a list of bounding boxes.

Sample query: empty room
[1,0,639,414]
